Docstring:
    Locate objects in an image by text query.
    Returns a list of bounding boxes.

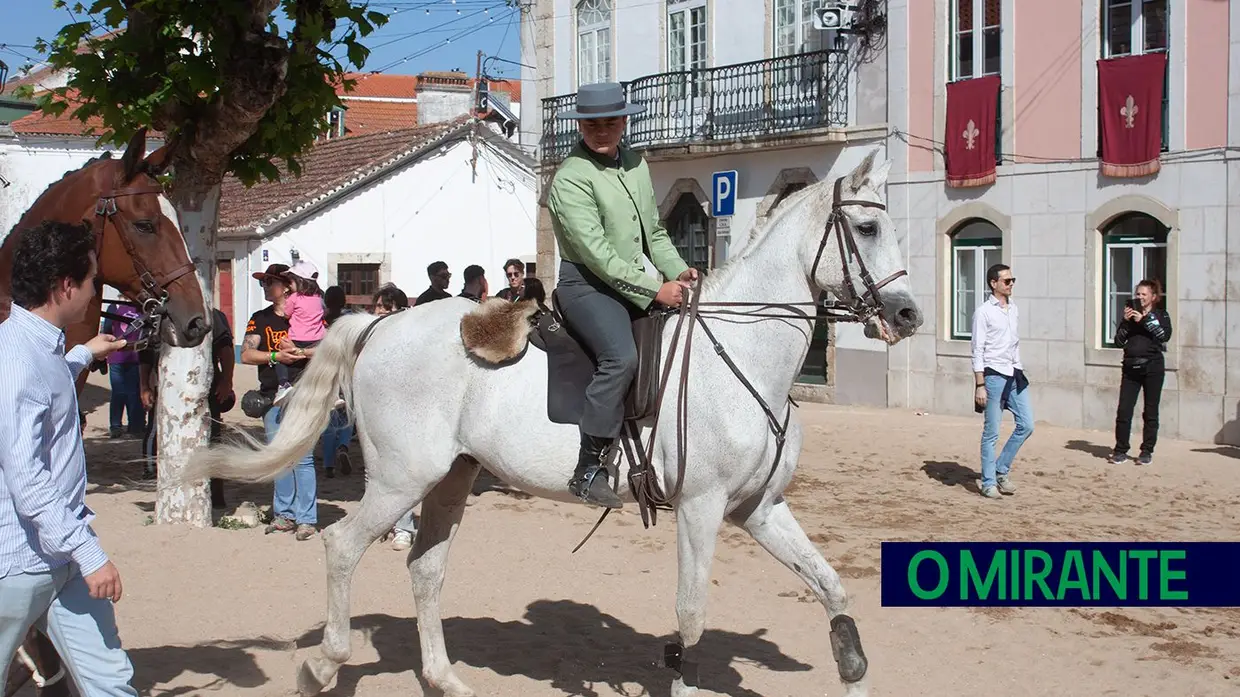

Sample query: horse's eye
[857,222,878,237]
[134,220,156,235]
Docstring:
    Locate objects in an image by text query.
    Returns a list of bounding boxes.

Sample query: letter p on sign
[712,170,737,217]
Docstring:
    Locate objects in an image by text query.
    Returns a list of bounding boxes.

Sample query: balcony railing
[540,48,850,164]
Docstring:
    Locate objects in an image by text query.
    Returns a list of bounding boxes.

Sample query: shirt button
[631,214,637,221]
[633,236,640,243]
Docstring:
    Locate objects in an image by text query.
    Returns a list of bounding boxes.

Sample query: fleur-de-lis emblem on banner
[1121,95,1138,128]
[963,119,979,150]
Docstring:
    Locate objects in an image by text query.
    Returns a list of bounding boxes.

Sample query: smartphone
[1127,298,1142,312]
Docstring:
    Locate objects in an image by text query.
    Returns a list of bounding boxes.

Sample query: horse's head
[803,149,923,344]
[91,129,208,347]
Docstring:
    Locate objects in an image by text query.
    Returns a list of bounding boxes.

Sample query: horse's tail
[183,312,380,484]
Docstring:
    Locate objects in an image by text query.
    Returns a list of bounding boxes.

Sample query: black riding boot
[568,433,623,509]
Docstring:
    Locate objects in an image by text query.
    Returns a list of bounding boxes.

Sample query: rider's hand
[85,334,128,360]
[84,561,123,602]
[678,268,699,284]
[655,281,686,308]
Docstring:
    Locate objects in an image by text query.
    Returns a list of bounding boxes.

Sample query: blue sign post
[711,170,737,217]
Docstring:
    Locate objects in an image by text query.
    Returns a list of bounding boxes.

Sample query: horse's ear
[144,142,175,176]
[846,149,890,194]
[120,128,148,183]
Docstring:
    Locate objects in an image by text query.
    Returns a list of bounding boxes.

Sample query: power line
[371,9,515,74]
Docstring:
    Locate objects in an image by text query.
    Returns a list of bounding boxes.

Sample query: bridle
[92,181,196,351]
[574,174,910,550]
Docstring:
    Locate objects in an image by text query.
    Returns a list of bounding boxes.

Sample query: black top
[415,286,452,305]
[1114,308,1172,363]
[244,305,304,397]
[496,286,522,302]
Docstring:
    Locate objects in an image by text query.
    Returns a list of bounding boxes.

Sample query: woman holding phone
[1108,279,1172,465]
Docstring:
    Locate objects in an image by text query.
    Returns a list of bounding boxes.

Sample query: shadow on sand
[920,460,981,494]
[129,600,814,697]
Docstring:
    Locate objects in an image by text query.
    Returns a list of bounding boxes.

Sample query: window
[666,193,711,273]
[774,0,827,57]
[1102,0,1169,151]
[668,0,707,98]
[337,263,380,310]
[577,0,612,87]
[949,0,1002,164]
[950,220,1003,340]
[1102,213,1167,346]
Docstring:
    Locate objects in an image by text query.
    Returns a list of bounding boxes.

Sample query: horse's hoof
[296,657,336,696]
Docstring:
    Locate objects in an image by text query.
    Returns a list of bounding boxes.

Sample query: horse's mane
[698,180,828,296]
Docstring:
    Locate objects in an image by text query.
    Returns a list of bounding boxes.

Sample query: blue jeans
[0,564,137,696]
[318,408,353,471]
[108,363,144,433]
[265,405,317,525]
[980,372,1035,489]
[395,508,418,534]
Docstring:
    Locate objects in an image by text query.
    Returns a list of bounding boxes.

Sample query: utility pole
[470,49,483,183]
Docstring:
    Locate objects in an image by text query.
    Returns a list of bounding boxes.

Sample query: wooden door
[215,258,234,332]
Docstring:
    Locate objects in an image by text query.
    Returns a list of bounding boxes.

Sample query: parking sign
[711,170,737,217]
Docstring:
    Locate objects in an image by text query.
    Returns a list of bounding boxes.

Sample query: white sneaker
[272,383,293,407]
[391,530,413,550]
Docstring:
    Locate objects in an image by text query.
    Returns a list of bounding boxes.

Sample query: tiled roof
[338,72,417,99]
[218,115,473,234]
[7,89,165,138]
[338,99,419,137]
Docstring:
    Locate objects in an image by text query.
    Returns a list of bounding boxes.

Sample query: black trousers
[555,261,642,440]
[1114,358,1166,455]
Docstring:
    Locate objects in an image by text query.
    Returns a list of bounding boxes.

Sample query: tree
[20,0,388,526]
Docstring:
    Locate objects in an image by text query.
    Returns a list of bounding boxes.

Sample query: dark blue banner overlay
[880,542,1240,607]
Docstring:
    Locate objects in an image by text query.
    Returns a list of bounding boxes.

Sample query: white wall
[712,0,767,67]
[231,139,538,325]
[0,136,163,244]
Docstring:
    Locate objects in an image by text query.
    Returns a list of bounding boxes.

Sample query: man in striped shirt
[0,221,137,695]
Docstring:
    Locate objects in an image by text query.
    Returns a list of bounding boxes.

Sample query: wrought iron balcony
[540,48,850,165]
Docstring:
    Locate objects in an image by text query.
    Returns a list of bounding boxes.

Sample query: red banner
[1098,52,1166,178]
[944,75,1000,188]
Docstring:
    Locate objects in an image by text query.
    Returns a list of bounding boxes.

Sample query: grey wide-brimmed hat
[556,82,645,120]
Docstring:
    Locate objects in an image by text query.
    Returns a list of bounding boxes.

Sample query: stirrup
[569,467,622,509]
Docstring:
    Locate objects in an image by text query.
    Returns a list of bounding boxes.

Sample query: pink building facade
[887,0,1238,445]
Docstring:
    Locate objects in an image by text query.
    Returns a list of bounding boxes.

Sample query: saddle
[528,289,670,427]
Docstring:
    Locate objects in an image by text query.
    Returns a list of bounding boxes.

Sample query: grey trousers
[555,261,642,439]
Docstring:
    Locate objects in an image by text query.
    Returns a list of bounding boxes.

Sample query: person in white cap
[273,260,325,405]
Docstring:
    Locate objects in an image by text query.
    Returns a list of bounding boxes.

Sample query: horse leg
[732,497,869,696]
[667,496,727,697]
[409,456,481,697]
[296,481,414,696]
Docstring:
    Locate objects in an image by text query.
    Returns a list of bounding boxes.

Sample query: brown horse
[2,128,209,696]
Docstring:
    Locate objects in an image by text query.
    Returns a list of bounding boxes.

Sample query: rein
[572,174,908,551]
[90,183,196,351]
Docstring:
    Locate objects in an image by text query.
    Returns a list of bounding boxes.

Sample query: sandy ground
[16,368,1240,697]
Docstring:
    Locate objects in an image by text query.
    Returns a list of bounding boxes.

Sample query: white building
[522,0,894,405]
[218,116,539,336]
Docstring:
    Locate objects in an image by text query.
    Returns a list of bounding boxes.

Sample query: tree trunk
[154,183,221,526]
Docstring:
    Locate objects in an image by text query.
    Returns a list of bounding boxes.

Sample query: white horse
[185,150,923,697]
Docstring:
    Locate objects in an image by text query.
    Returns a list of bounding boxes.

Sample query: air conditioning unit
[813,2,855,31]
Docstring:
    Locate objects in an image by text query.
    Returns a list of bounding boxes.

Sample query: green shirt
[547,142,690,309]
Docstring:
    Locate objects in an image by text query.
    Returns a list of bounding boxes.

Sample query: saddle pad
[533,309,597,425]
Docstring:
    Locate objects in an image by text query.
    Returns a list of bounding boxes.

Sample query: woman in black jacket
[1109,279,1173,465]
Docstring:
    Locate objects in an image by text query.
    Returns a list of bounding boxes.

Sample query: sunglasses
[998,278,1016,285]
[506,272,522,278]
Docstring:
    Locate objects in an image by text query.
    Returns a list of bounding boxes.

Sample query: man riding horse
[547,82,698,509]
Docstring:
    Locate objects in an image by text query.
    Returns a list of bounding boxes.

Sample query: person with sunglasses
[970,263,1034,500]
[495,258,525,303]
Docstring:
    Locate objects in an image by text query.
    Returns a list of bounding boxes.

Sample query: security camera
[813,2,855,31]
